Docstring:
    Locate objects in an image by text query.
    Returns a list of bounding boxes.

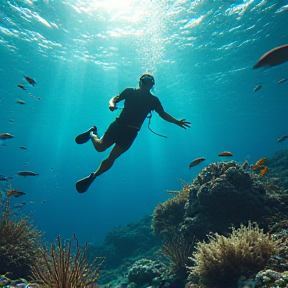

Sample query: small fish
[253,44,288,69]
[17,99,25,105]
[251,157,267,169]
[7,189,26,198]
[24,76,36,86]
[17,84,26,90]
[0,174,13,181]
[260,166,268,177]
[19,146,27,150]
[189,157,205,168]
[0,133,15,140]
[17,171,39,177]
[218,151,233,157]
[278,135,288,142]
[14,202,26,208]
[254,84,262,92]
[276,78,288,84]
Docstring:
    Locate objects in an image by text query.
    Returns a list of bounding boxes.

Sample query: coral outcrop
[127,259,164,287]
[181,161,269,240]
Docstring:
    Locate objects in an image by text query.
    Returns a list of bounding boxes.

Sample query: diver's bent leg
[94,145,127,177]
[90,130,114,152]
[76,145,127,193]
[90,132,105,152]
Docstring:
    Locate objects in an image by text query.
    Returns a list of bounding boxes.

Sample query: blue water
[0,0,288,245]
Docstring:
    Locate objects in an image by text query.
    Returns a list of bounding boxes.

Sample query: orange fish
[24,76,36,86]
[7,189,26,198]
[218,151,233,157]
[253,44,288,69]
[260,166,268,177]
[251,157,267,169]
[0,133,15,140]
[189,157,205,168]
[17,99,25,105]
[278,135,288,143]
[17,84,26,90]
[17,171,39,177]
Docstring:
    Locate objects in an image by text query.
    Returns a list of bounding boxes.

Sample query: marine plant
[161,232,195,280]
[31,234,105,288]
[188,222,278,286]
[0,188,42,279]
[152,183,190,236]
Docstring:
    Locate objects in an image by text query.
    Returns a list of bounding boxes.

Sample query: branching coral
[31,234,105,288]
[161,233,195,279]
[188,222,278,286]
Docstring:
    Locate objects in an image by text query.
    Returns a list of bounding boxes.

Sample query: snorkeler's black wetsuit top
[115,88,164,128]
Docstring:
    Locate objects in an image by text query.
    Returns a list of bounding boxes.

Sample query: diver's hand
[177,119,191,129]
[109,105,118,112]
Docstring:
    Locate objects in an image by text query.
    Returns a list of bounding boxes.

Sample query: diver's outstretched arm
[159,111,191,129]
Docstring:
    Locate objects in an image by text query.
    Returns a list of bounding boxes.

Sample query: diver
[75,73,191,193]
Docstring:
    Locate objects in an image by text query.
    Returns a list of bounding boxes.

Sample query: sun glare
[68,0,169,72]
[80,0,137,16]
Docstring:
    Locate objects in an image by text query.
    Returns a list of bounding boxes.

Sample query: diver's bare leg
[94,144,127,177]
[90,132,111,152]
[76,144,127,193]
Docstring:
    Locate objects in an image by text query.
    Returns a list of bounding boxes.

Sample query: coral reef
[88,216,161,268]
[255,269,288,288]
[265,150,288,190]
[180,161,288,240]
[88,152,288,287]
[4,150,288,288]
[0,217,42,279]
[161,233,194,279]
[152,186,189,236]
[188,222,278,286]
[87,216,162,284]
[31,234,105,288]
[127,259,165,287]
[0,187,42,279]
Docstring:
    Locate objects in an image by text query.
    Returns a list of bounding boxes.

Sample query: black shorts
[102,120,139,150]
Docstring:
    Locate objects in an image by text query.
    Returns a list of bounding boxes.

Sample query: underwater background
[0,0,288,248]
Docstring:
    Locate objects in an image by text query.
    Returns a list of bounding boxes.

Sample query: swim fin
[76,173,96,193]
[75,126,97,144]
